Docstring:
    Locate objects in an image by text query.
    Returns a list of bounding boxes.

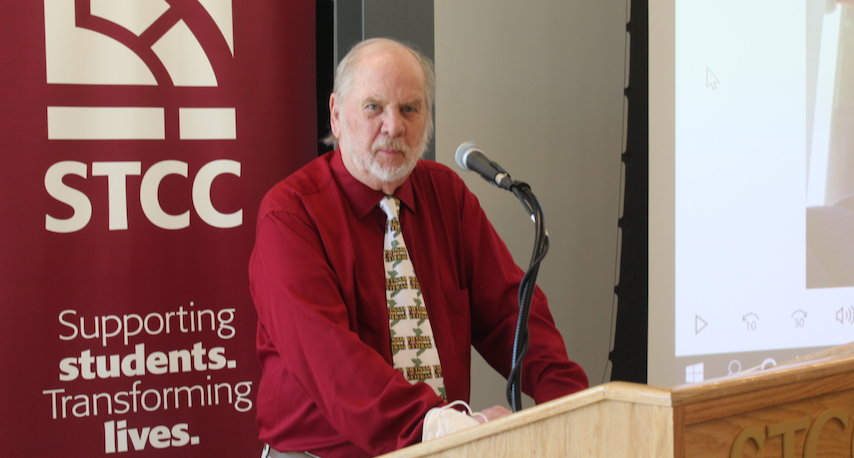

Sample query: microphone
[455,142,514,190]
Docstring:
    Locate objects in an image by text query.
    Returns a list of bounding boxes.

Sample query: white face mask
[422,400,487,442]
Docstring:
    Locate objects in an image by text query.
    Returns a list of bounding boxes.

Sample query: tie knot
[379,196,400,221]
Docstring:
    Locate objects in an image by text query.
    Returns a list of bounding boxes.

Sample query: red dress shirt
[249,150,588,457]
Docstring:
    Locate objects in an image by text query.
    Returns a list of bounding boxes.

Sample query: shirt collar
[330,148,418,219]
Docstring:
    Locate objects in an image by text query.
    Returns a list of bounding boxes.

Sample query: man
[250,38,588,458]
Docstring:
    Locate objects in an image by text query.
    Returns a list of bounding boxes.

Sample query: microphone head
[455,142,482,172]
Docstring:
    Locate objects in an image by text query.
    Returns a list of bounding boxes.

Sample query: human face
[331,43,430,194]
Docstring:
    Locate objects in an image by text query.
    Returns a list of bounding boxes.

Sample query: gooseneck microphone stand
[500,172,550,413]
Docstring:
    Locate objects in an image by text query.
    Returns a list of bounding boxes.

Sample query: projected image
[663,0,854,387]
[806,2,854,288]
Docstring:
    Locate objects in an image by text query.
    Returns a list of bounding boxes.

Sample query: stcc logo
[43,0,241,232]
[730,408,850,458]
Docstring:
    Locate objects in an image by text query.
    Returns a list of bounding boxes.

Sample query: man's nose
[381,109,405,137]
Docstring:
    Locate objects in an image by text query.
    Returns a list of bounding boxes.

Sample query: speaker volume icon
[836,306,854,325]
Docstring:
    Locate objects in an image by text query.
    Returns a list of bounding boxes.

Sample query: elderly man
[250,38,587,458]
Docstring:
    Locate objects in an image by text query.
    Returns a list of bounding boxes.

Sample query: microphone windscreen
[455,142,482,172]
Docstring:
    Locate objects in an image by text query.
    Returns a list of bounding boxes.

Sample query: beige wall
[434,1,630,409]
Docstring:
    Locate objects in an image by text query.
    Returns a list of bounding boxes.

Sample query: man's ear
[329,93,341,139]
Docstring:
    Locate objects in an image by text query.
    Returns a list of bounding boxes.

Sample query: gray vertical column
[333,0,436,160]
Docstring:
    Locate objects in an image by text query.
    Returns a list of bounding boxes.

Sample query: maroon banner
[0,1,316,456]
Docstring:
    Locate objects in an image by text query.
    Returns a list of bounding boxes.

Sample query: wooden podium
[381,344,854,457]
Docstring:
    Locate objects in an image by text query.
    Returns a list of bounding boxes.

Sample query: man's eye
[366,104,379,110]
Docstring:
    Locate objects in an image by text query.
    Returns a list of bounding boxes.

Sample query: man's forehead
[358,91,424,105]
[350,65,425,103]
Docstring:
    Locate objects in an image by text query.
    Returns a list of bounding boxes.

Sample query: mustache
[371,137,411,155]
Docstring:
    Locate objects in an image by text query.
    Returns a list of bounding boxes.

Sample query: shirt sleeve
[250,204,445,455]
[459,185,589,404]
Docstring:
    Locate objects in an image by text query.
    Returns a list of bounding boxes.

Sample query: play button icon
[695,315,708,334]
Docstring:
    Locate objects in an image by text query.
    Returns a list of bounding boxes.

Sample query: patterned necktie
[380,196,446,401]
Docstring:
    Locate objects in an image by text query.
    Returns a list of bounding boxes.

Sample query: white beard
[340,131,427,185]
